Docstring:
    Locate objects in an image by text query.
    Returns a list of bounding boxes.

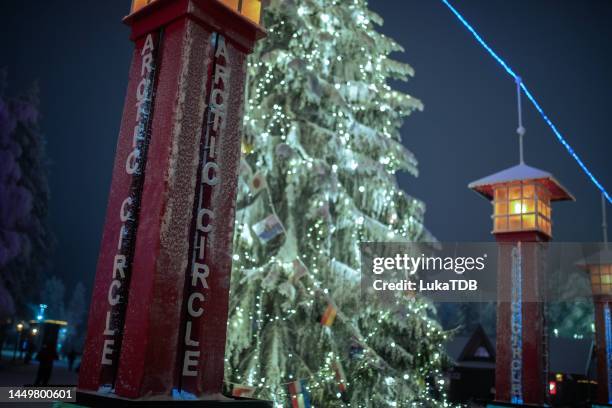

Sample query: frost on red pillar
[79,0,264,399]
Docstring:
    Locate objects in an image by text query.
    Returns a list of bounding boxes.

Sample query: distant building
[446,325,496,403]
[445,325,596,406]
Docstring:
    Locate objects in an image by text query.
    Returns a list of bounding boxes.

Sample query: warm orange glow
[589,264,612,295]
[241,0,262,24]
[492,181,552,236]
[130,0,263,25]
[131,0,156,14]
[218,0,262,24]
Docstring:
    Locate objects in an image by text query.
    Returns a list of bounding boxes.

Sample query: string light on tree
[225,0,447,406]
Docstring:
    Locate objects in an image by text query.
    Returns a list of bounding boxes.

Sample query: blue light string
[441,0,612,204]
[605,304,612,404]
[510,244,523,405]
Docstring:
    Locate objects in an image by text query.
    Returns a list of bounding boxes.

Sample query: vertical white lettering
[142,34,155,56]
[108,280,121,306]
[197,209,214,232]
[118,225,127,250]
[136,78,149,102]
[197,234,206,260]
[125,149,140,175]
[113,255,127,279]
[187,292,205,317]
[210,89,227,111]
[120,197,133,222]
[211,110,225,133]
[141,52,153,77]
[192,263,210,288]
[215,36,228,61]
[103,311,115,336]
[184,321,199,347]
[101,340,115,365]
[182,350,200,376]
[202,162,220,185]
[214,64,229,88]
[209,135,217,158]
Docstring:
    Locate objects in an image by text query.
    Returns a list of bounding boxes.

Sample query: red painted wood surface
[79,34,150,391]
[177,32,248,397]
[79,0,264,399]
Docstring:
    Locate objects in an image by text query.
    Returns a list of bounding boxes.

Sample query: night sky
[1,1,611,293]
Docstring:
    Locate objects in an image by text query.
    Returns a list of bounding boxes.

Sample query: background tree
[2,78,53,317]
[548,268,594,338]
[66,282,87,350]
[40,275,65,321]
[0,70,35,317]
[225,1,448,406]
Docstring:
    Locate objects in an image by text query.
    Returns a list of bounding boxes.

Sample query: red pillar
[79,0,264,399]
[494,232,549,405]
[594,296,612,404]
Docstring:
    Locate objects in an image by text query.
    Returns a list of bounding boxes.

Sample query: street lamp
[576,194,612,405]
[469,164,573,405]
[468,77,574,405]
[13,322,24,361]
[469,165,572,239]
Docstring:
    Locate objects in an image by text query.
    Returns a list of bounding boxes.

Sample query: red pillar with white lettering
[78,0,265,403]
[469,164,573,405]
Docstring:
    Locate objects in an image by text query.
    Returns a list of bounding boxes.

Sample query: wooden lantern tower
[469,77,574,406]
[469,163,574,405]
[577,195,612,405]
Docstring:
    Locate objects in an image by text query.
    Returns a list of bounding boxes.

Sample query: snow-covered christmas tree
[225,1,448,406]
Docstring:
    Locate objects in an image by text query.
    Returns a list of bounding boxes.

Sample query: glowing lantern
[469,163,574,239]
[577,249,612,296]
[131,0,263,25]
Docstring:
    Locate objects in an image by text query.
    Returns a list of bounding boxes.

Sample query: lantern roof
[468,163,575,202]
[576,248,612,268]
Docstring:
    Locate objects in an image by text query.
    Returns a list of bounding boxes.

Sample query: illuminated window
[591,265,612,296]
[131,0,263,25]
[492,181,552,236]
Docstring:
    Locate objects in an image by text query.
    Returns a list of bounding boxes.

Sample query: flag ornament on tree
[320,303,337,327]
[249,172,266,195]
[349,339,365,360]
[252,214,284,243]
[231,384,256,398]
[287,379,311,408]
[292,259,308,283]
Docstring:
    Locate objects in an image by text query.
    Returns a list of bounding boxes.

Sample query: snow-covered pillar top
[78,0,265,401]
